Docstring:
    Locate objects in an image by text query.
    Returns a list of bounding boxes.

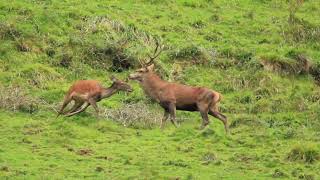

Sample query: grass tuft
[287,144,320,163]
[103,102,162,129]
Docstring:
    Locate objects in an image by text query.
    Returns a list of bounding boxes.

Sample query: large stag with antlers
[57,76,132,118]
[129,42,229,133]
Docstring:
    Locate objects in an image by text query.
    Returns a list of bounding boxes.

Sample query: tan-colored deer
[57,76,132,117]
[129,43,229,133]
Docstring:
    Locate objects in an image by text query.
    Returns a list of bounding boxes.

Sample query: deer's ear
[146,64,155,72]
[110,75,117,82]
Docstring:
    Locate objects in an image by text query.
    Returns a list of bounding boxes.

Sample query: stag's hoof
[199,122,209,130]
[173,122,180,128]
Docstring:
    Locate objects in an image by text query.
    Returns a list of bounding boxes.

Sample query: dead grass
[0,23,21,40]
[103,102,162,129]
[260,54,311,75]
[0,85,39,113]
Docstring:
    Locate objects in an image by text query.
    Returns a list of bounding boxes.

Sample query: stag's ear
[110,75,117,82]
[146,64,155,72]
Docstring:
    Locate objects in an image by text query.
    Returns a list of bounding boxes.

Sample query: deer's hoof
[199,124,209,130]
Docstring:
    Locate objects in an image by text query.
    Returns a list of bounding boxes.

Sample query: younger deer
[129,43,229,133]
[57,76,132,117]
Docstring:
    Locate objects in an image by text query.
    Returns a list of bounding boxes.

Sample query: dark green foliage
[287,145,320,163]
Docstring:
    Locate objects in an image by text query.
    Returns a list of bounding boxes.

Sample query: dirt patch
[77,149,94,156]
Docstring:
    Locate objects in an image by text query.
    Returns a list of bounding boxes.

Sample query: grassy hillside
[1,0,320,179]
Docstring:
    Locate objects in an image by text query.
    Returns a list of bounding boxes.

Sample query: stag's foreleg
[160,110,169,129]
[168,102,178,128]
[160,101,178,129]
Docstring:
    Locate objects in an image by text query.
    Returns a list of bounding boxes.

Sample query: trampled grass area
[1,0,320,179]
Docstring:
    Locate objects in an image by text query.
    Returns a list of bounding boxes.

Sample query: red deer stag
[129,43,229,133]
[57,76,132,117]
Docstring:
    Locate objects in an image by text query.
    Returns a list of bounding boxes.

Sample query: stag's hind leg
[207,93,229,134]
[209,107,229,134]
[197,92,213,129]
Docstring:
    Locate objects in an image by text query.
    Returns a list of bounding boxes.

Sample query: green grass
[1,0,320,179]
[1,111,319,179]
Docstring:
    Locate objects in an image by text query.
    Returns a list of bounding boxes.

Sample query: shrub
[201,152,220,165]
[169,45,215,65]
[0,23,21,40]
[285,16,320,43]
[102,102,162,129]
[79,16,164,71]
[287,144,319,163]
[0,85,39,113]
[20,63,62,89]
[309,62,320,85]
[260,54,310,75]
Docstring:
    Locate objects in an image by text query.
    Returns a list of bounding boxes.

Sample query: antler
[145,40,164,66]
[138,39,164,67]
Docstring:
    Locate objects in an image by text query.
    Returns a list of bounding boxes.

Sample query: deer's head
[110,76,133,92]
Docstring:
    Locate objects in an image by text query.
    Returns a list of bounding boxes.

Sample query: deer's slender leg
[168,103,178,128]
[63,101,84,115]
[56,97,72,118]
[197,92,212,129]
[209,110,229,134]
[88,98,99,117]
[200,111,210,129]
[160,110,169,129]
[65,103,90,117]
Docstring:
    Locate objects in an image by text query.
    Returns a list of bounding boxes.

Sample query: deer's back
[68,80,103,95]
[166,83,211,102]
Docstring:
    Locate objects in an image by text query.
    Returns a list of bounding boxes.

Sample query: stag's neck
[141,73,167,100]
[101,85,118,99]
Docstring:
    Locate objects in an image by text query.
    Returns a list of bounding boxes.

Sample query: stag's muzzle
[128,73,138,80]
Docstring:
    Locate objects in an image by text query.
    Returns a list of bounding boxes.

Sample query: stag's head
[129,42,163,82]
[110,76,133,93]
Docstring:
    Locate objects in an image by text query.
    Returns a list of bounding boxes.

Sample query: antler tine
[153,41,159,55]
[138,57,145,67]
[145,40,164,66]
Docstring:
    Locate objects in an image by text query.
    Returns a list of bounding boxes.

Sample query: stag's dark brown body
[129,64,229,133]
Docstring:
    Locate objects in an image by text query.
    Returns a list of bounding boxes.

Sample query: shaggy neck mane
[141,72,167,101]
